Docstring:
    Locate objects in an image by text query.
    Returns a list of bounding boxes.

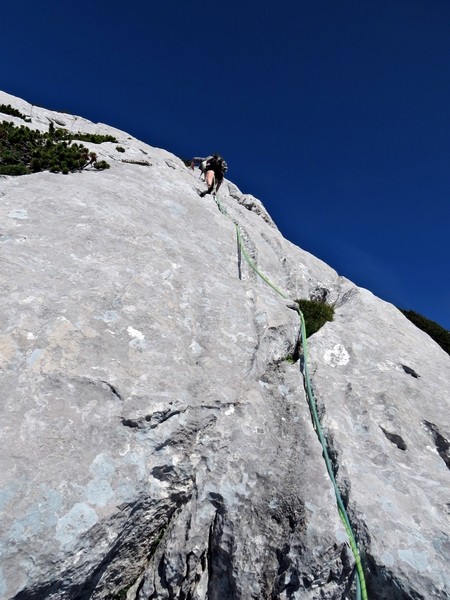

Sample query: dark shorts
[205,167,223,181]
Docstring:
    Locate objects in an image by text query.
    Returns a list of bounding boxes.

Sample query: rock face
[1,90,450,600]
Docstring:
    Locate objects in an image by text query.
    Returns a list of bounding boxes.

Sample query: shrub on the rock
[0,121,111,175]
[0,103,27,120]
[295,298,335,338]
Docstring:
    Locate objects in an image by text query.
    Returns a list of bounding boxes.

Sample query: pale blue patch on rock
[381,551,395,567]
[0,569,7,596]
[8,487,63,542]
[26,348,42,366]
[89,453,116,479]
[56,503,98,547]
[380,495,398,514]
[123,451,147,480]
[115,480,139,503]
[398,548,429,571]
[8,209,28,220]
[94,310,120,323]
[86,455,116,506]
[336,529,348,544]
[432,534,450,556]
[0,487,16,513]
[86,479,114,506]
[162,198,187,217]
[129,338,147,351]
[38,487,64,527]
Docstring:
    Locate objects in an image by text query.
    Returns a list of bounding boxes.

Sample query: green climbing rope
[235,225,289,300]
[211,192,368,600]
[299,311,367,600]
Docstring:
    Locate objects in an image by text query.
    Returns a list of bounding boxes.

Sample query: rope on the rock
[210,191,368,600]
[235,225,289,300]
[299,311,367,600]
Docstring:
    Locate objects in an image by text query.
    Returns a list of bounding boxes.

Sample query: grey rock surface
[1,91,450,599]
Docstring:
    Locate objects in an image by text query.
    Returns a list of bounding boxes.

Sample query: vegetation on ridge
[0,103,28,121]
[0,121,112,175]
[47,121,117,144]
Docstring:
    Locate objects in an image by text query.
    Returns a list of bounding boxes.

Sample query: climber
[191,154,228,196]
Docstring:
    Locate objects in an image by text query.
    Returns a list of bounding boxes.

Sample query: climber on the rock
[191,154,228,197]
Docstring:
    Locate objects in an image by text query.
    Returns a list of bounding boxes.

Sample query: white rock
[1,91,449,600]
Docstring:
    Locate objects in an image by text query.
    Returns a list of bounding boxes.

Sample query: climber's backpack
[203,155,228,174]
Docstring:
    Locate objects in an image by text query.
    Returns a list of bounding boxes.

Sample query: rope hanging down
[212,191,368,600]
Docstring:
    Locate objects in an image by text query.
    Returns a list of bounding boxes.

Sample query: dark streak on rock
[401,364,420,378]
[151,464,176,480]
[423,420,450,471]
[380,427,407,451]
[147,409,182,429]
[121,418,140,429]
[121,409,182,430]
[121,404,222,433]
[101,380,124,401]
[206,498,237,600]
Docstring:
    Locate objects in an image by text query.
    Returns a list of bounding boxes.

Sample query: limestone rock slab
[1,91,450,599]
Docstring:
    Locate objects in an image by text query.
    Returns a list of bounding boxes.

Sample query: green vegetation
[66,132,117,144]
[47,122,117,144]
[0,164,29,176]
[295,298,335,338]
[0,104,27,120]
[116,146,126,153]
[94,160,110,170]
[284,355,297,364]
[400,309,450,356]
[0,121,111,175]
[282,354,298,364]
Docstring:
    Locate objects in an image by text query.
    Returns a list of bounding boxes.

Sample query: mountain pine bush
[0,121,111,175]
[295,298,335,338]
[0,104,27,120]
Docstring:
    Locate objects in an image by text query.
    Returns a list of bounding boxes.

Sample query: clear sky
[2,0,449,330]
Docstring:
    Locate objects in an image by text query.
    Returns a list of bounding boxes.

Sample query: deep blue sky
[2,1,449,329]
